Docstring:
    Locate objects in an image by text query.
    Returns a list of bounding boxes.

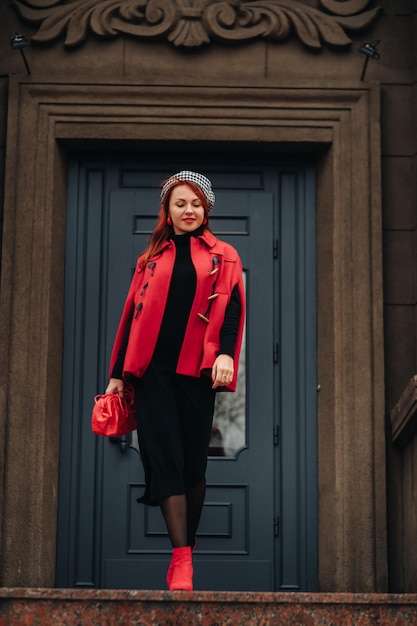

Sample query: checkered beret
[160,171,215,211]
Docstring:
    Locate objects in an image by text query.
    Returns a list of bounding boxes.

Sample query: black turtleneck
[153,230,198,369]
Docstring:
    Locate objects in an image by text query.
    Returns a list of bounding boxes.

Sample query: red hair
[139,180,211,269]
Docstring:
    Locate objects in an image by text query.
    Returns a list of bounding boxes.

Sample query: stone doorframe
[0,78,386,591]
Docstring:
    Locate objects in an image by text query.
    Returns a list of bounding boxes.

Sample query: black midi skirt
[132,361,216,506]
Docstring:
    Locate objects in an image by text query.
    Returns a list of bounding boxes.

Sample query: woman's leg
[186,477,206,547]
[159,494,187,547]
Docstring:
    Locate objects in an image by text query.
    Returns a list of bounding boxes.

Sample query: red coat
[109,230,245,391]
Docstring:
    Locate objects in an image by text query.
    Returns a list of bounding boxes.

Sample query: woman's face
[168,184,205,235]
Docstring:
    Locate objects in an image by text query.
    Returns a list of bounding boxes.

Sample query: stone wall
[390,377,417,591]
[382,1,417,414]
[380,0,417,594]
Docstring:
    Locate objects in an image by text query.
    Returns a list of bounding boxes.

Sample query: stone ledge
[1,589,417,625]
[390,375,417,447]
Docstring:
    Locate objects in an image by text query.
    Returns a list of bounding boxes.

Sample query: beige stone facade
[0,0,416,592]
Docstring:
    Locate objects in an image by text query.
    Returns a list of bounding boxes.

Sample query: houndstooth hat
[160,171,215,211]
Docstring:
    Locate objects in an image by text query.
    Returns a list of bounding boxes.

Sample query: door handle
[109,435,128,453]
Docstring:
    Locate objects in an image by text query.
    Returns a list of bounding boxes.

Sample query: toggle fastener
[198,257,220,323]
[210,256,220,275]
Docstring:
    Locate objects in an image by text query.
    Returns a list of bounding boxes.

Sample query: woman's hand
[105,377,124,397]
[212,354,234,389]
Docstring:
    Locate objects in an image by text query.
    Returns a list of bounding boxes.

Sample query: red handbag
[91,386,136,437]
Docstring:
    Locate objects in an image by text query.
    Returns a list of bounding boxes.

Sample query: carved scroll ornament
[12,0,381,50]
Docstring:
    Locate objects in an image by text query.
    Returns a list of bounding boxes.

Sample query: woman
[106,171,245,591]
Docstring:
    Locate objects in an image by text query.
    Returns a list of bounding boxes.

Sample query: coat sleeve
[230,262,246,388]
[219,284,241,357]
[109,259,145,378]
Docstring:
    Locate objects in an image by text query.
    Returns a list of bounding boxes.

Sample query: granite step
[1,589,417,625]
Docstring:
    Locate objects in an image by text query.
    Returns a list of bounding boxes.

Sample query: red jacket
[109,230,245,391]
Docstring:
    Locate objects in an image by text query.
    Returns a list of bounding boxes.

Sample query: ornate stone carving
[12,0,381,49]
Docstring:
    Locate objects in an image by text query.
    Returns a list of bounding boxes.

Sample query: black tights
[160,478,206,547]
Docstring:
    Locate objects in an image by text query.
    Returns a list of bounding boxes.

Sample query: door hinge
[273,239,279,259]
[273,424,280,446]
[274,516,280,537]
[273,342,279,364]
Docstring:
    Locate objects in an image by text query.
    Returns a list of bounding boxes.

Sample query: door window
[210,282,246,458]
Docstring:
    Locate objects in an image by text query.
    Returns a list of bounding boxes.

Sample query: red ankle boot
[166,541,196,588]
[168,546,193,591]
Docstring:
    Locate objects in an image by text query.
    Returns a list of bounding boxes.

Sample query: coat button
[197,313,210,323]
[208,293,219,301]
[135,302,143,319]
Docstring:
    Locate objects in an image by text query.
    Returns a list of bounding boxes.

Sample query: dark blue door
[56,155,317,591]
